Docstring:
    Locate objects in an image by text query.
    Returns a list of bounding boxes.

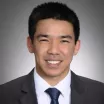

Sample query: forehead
[35,19,74,38]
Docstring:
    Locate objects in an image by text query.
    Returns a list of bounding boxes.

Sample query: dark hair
[28,2,80,44]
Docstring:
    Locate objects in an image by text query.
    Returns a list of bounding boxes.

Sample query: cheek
[60,45,75,57]
[35,44,48,57]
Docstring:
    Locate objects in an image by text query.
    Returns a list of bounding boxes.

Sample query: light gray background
[0,0,104,84]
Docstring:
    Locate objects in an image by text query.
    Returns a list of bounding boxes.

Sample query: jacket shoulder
[77,74,104,99]
[71,71,104,104]
[78,75,104,88]
[72,71,104,94]
[0,75,27,103]
[0,75,27,89]
[0,69,35,104]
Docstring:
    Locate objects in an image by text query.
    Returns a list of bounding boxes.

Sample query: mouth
[47,60,61,64]
[45,60,62,68]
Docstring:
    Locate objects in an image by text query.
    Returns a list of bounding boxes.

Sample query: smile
[47,61,61,64]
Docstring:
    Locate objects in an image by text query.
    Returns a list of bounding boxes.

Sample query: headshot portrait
[0,0,104,104]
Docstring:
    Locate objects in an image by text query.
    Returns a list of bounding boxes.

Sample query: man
[0,2,104,104]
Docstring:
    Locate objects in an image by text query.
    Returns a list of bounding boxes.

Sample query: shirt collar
[34,68,71,97]
[34,68,50,97]
[54,71,71,96]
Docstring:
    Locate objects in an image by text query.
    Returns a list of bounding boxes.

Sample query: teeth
[47,61,60,64]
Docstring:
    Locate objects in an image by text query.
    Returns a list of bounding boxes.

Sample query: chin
[45,70,64,78]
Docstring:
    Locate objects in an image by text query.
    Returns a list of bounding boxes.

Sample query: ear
[74,40,80,55]
[27,36,34,53]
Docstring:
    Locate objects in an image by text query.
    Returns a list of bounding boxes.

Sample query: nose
[47,40,60,55]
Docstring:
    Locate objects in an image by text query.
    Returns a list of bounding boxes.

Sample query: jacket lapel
[18,69,86,104]
[19,69,38,104]
[71,71,86,104]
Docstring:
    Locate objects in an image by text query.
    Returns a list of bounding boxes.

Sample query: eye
[39,39,49,42]
[61,40,70,43]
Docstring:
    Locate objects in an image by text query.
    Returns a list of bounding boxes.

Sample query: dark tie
[45,88,61,104]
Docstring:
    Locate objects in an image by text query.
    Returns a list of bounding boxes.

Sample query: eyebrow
[36,34,49,39]
[60,35,72,39]
[36,34,72,39]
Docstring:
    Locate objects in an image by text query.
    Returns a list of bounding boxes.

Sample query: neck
[36,68,69,86]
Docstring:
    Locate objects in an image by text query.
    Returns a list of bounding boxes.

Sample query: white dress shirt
[34,68,71,104]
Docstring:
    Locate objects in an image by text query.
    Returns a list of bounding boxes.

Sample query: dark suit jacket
[0,69,104,104]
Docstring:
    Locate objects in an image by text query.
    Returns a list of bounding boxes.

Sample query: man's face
[27,19,80,80]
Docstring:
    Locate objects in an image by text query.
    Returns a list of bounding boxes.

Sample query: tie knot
[45,88,61,100]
